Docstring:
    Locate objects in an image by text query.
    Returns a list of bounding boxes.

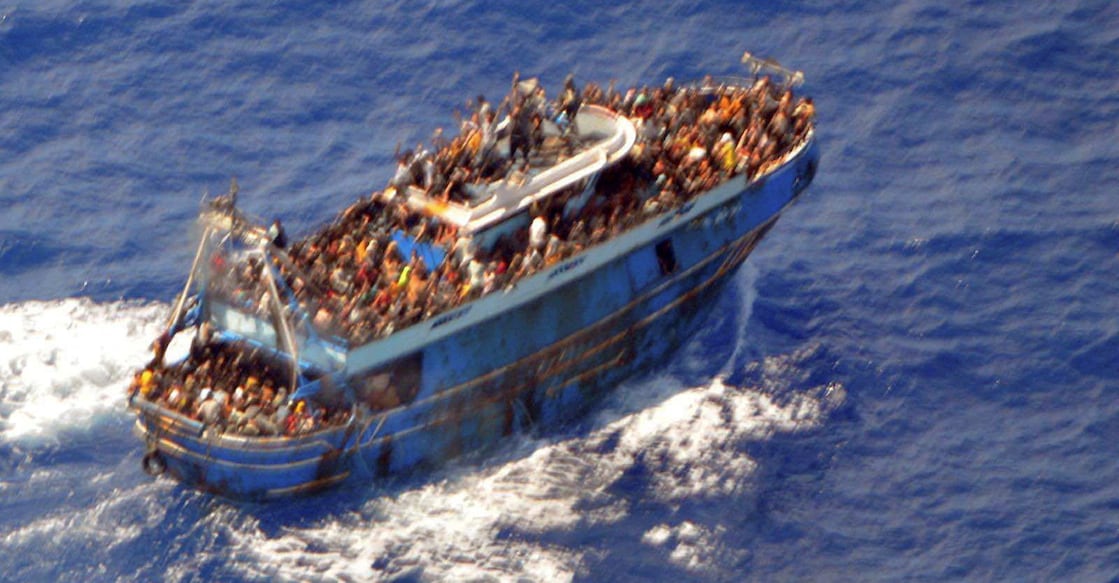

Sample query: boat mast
[258,252,302,393]
[165,226,212,334]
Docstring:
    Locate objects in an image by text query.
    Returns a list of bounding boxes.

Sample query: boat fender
[142,450,166,477]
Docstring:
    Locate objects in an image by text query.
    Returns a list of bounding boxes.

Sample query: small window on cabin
[355,352,423,411]
[655,239,677,275]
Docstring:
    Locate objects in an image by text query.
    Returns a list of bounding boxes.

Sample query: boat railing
[740,51,805,87]
[513,149,603,207]
[695,76,754,91]
[477,108,633,226]
[131,395,347,452]
[689,54,805,94]
[199,203,272,248]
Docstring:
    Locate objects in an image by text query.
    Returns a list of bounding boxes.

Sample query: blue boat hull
[134,135,819,498]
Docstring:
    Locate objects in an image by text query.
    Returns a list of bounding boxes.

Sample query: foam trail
[0,298,169,446]
[0,297,842,581]
[225,361,843,582]
[674,261,759,379]
[720,261,760,377]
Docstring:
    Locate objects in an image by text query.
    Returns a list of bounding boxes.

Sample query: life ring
[142,450,166,477]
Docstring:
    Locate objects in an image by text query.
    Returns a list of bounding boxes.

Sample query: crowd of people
[135,71,816,436]
[129,332,351,435]
[208,72,815,345]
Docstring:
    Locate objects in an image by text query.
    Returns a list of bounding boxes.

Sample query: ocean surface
[2,1,1117,581]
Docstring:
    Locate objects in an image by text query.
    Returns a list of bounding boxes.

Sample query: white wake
[0,298,168,446]
[227,369,841,582]
[0,283,843,582]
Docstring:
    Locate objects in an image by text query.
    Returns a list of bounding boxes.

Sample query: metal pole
[260,251,301,392]
[167,227,212,331]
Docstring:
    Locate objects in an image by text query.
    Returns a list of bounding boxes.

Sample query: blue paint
[132,133,820,499]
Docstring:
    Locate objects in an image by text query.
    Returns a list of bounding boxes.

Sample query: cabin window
[655,239,677,275]
[354,352,423,411]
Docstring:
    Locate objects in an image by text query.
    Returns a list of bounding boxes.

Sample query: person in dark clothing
[148,330,172,369]
[559,74,581,132]
[269,219,288,249]
[508,103,531,163]
[530,113,544,152]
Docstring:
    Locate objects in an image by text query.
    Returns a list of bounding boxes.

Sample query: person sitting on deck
[196,388,223,427]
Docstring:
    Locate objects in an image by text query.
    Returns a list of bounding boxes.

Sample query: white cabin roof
[401,105,636,236]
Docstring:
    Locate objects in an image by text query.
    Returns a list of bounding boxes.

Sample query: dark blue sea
[2,1,1118,581]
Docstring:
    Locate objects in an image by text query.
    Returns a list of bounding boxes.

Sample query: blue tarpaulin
[391,230,447,270]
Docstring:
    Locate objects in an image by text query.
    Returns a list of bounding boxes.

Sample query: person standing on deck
[530,214,548,253]
[558,74,581,136]
[268,219,288,249]
[508,102,531,164]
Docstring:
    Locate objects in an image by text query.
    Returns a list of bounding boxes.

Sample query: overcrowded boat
[127,52,820,498]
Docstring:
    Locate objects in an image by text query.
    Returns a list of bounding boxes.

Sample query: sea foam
[0,278,844,581]
[0,298,169,446]
[226,369,842,581]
